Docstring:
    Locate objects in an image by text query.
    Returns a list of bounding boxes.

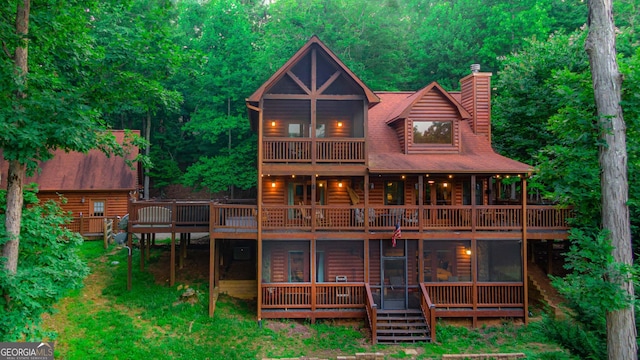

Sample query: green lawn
[42,241,576,359]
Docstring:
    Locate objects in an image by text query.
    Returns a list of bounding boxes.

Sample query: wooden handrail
[419,283,437,343]
[364,283,377,344]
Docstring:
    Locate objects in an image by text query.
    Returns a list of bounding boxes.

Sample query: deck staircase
[375,309,431,344]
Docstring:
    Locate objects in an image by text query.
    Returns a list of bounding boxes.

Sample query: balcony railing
[120,201,571,233]
[263,138,365,163]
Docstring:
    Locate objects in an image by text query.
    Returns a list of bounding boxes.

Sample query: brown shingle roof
[368,93,531,174]
[1,130,140,191]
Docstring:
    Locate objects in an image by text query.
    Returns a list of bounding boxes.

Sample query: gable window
[413,121,452,145]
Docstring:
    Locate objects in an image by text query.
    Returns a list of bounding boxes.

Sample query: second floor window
[413,121,452,145]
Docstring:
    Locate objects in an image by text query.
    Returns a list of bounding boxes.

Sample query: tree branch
[1,40,11,59]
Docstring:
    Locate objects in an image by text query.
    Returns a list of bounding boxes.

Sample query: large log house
[125,36,570,343]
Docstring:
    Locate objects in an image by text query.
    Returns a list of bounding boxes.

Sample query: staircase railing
[419,283,437,343]
[364,283,377,344]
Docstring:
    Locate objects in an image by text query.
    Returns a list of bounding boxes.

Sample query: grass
[42,241,578,359]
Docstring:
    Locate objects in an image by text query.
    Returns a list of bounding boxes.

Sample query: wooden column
[209,235,216,317]
[522,177,529,324]
[170,232,176,286]
[127,231,132,291]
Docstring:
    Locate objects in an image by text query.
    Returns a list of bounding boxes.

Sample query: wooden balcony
[118,201,571,235]
[263,138,365,163]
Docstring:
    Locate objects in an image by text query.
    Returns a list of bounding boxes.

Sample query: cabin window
[288,123,305,137]
[412,121,452,144]
[477,240,522,282]
[288,251,306,282]
[436,182,451,205]
[423,240,472,282]
[462,180,484,205]
[92,200,105,217]
[316,251,325,282]
[385,181,404,205]
[315,123,326,138]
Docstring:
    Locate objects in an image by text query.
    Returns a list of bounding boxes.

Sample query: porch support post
[139,234,145,271]
[364,175,370,232]
[127,231,132,291]
[471,175,478,327]
[170,232,176,286]
[209,234,216,317]
[310,237,316,321]
[256,100,264,325]
[522,177,529,324]
[364,238,369,283]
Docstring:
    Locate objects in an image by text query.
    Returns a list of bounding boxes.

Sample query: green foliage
[535,313,605,360]
[0,190,89,341]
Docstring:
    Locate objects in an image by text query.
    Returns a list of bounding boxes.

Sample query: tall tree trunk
[3,0,30,274]
[585,1,637,359]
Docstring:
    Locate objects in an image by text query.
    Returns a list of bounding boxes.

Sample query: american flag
[392,221,401,247]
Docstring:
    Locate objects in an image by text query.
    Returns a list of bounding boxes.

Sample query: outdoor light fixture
[401,175,406,179]
[271,182,276,188]
[448,174,453,179]
[466,248,472,256]
[428,180,435,184]
[443,183,448,188]
[292,175,295,178]
[81,197,85,203]
[337,121,343,127]
[271,121,276,127]
[338,181,343,188]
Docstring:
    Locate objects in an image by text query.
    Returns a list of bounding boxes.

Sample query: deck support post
[522,177,529,324]
[170,232,176,286]
[139,234,145,271]
[127,231,132,291]
[209,235,216,317]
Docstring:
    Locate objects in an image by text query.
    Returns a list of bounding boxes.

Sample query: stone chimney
[460,64,492,141]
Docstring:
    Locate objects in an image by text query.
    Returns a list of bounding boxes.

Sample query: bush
[0,190,89,341]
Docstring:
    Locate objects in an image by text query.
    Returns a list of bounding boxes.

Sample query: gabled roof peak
[385,81,471,124]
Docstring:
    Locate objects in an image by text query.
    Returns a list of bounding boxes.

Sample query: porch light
[448,174,453,179]
[443,183,448,188]
[271,181,276,188]
[465,248,472,256]
[401,175,406,179]
[271,121,276,127]
[337,121,343,127]
[319,183,323,187]
[428,180,435,184]
[338,181,343,188]
[292,175,295,178]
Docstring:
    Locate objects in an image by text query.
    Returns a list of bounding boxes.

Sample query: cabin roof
[1,130,140,191]
[246,35,380,105]
[368,92,531,174]
[384,82,471,124]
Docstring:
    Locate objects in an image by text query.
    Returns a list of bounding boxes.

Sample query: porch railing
[419,283,437,343]
[261,283,365,310]
[254,204,569,232]
[263,138,365,163]
[364,283,377,344]
[423,282,524,308]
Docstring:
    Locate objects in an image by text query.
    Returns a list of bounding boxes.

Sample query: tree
[585,0,637,358]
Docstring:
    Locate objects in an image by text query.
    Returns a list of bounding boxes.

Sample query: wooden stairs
[376,309,431,344]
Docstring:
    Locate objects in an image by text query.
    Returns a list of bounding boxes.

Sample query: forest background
[1,0,640,357]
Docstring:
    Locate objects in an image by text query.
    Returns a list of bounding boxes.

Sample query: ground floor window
[423,240,472,282]
[477,240,522,282]
[316,240,364,282]
[262,240,309,283]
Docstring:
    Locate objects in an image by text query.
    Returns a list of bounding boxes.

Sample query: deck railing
[261,283,365,310]
[263,138,365,163]
[423,282,524,308]
[66,216,115,236]
[364,283,377,344]
[419,283,437,343]
[121,201,571,233]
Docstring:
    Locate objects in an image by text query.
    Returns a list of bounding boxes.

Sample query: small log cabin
[124,36,570,344]
[1,130,140,237]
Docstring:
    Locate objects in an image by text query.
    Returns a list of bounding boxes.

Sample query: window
[412,121,452,144]
[92,200,105,217]
[385,181,404,205]
[289,251,306,282]
[436,182,451,205]
[423,240,471,282]
[477,240,522,282]
[288,123,304,137]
